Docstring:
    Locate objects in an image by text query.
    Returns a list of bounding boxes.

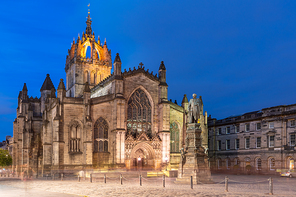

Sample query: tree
[0,149,12,167]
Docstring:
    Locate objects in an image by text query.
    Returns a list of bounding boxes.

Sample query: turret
[181,94,189,111]
[158,61,166,84]
[158,61,168,102]
[21,83,28,101]
[114,53,122,76]
[57,79,66,101]
[19,83,29,114]
[40,74,55,114]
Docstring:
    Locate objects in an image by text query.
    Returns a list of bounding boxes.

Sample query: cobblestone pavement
[0,179,78,197]
[0,174,296,196]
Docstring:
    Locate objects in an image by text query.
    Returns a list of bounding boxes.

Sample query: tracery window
[170,122,179,153]
[127,89,152,137]
[94,117,108,152]
[70,123,81,152]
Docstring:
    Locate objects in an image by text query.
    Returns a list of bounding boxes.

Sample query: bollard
[104,174,106,183]
[269,177,273,195]
[140,175,142,186]
[120,174,123,185]
[46,174,48,180]
[163,175,165,188]
[191,176,193,189]
[90,173,92,183]
[78,175,80,182]
[225,176,228,192]
[61,173,63,181]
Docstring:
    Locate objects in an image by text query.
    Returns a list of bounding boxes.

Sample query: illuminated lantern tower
[65,14,112,97]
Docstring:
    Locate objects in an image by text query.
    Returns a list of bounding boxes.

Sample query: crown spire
[85,4,92,35]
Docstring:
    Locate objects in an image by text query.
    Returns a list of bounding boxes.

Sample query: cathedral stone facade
[12,15,208,176]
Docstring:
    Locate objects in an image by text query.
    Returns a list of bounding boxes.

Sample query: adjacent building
[208,104,296,174]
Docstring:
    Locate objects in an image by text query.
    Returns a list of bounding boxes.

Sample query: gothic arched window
[127,89,152,137]
[94,117,108,152]
[69,122,81,153]
[91,71,95,84]
[84,70,90,83]
[170,122,179,153]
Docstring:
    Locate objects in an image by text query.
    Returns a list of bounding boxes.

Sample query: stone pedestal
[175,123,211,184]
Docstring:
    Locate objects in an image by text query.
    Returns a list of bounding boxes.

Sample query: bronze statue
[187,93,201,123]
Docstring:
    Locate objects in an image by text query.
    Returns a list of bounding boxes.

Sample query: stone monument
[176,94,212,184]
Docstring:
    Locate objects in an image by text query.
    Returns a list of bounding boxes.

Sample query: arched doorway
[129,142,156,170]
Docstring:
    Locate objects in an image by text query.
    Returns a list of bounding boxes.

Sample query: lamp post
[138,156,141,171]
[165,156,168,171]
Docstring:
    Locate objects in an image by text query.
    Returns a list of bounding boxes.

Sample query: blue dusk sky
[1,0,296,141]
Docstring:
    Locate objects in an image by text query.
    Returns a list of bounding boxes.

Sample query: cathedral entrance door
[130,142,155,170]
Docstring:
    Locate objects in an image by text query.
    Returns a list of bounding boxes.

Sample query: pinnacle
[114,53,121,63]
[40,74,55,91]
[22,83,28,91]
[182,94,188,104]
[85,14,92,35]
[57,79,66,90]
[159,61,166,70]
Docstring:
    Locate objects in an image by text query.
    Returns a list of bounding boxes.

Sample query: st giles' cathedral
[12,14,208,176]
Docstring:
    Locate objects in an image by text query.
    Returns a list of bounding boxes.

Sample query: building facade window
[256,137,261,148]
[291,120,295,127]
[226,140,230,150]
[234,158,240,166]
[94,117,109,152]
[226,127,230,134]
[170,122,179,153]
[269,158,275,170]
[217,140,221,151]
[290,120,296,127]
[245,123,250,132]
[269,135,275,147]
[235,125,240,133]
[235,139,240,150]
[256,123,261,130]
[127,89,152,137]
[70,123,81,153]
[269,122,274,129]
[245,138,250,149]
[256,158,262,170]
[290,134,295,146]
[218,128,222,135]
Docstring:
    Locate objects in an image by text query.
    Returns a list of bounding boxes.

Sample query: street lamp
[165,156,168,171]
[138,156,141,171]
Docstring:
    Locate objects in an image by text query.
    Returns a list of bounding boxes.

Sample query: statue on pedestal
[176,93,212,184]
[187,94,201,123]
